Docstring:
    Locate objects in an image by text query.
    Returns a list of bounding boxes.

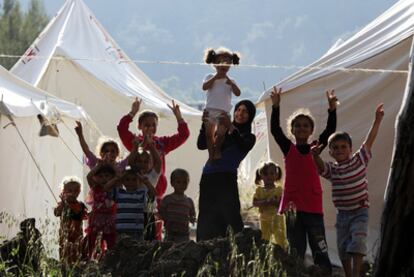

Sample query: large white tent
[11,0,205,199]
[0,65,94,240]
[257,0,414,263]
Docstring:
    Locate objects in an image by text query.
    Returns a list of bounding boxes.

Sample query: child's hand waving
[130,97,142,117]
[168,100,183,122]
[74,121,83,136]
[326,89,338,111]
[270,86,282,107]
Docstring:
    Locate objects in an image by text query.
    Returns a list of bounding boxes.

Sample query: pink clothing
[117,114,190,200]
[85,186,116,236]
[85,152,128,171]
[279,144,323,214]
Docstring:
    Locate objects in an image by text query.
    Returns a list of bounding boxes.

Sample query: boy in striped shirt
[312,104,384,277]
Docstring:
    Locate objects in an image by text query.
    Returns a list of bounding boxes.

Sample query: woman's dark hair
[204,47,240,65]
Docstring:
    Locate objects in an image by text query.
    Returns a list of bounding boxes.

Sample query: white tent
[0,65,94,240]
[257,0,414,263]
[11,0,205,200]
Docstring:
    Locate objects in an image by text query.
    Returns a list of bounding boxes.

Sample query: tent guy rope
[0,54,408,75]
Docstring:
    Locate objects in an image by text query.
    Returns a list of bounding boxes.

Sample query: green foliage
[0,0,48,69]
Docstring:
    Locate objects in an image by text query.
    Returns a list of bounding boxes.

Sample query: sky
[19,0,396,106]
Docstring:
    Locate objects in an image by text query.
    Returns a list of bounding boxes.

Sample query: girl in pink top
[269,87,337,273]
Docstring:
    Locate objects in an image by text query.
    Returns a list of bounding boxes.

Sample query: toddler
[159,169,196,243]
[202,47,241,160]
[253,162,288,249]
[54,177,87,265]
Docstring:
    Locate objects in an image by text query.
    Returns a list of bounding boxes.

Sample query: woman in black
[196,100,256,241]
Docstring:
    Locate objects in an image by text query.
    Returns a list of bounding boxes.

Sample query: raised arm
[270,87,291,156]
[162,100,190,154]
[364,103,384,153]
[117,97,141,151]
[74,121,94,158]
[318,89,337,149]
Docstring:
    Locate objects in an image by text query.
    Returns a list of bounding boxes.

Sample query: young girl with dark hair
[202,47,241,161]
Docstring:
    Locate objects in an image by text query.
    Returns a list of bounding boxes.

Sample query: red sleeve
[159,120,190,154]
[117,114,136,151]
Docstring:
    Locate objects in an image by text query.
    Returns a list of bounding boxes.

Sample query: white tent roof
[1,65,88,120]
[0,65,93,244]
[256,0,414,264]
[11,0,200,118]
[258,0,414,103]
[11,0,206,200]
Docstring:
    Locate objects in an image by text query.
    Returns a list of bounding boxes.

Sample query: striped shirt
[159,193,196,235]
[112,186,148,239]
[322,144,371,211]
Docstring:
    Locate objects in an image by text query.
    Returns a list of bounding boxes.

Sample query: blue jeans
[286,211,332,273]
[336,208,368,260]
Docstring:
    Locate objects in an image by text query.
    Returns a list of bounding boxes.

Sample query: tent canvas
[257,0,414,263]
[11,0,206,200]
[0,65,93,241]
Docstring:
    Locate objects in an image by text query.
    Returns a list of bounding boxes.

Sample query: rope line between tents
[3,116,58,203]
[0,54,408,75]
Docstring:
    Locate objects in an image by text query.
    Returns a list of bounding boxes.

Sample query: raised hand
[326,89,338,110]
[375,103,384,121]
[74,121,83,136]
[270,86,282,107]
[167,100,183,122]
[130,97,142,117]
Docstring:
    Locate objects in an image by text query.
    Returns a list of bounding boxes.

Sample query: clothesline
[0,54,408,75]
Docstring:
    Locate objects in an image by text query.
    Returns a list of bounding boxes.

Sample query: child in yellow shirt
[253,162,288,249]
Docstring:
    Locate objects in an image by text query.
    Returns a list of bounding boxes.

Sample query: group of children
[53,46,384,277]
[252,86,383,276]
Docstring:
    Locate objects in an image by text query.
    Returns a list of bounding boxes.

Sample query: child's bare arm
[87,162,104,188]
[140,175,156,199]
[167,100,184,122]
[190,200,196,223]
[226,77,241,96]
[54,202,63,217]
[311,143,326,173]
[147,137,161,174]
[129,97,142,118]
[364,103,384,153]
[103,175,122,192]
[202,75,218,91]
[74,121,94,158]
[127,138,140,166]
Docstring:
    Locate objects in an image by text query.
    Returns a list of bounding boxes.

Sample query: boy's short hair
[138,110,159,125]
[94,164,117,176]
[328,131,353,148]
[170,168,189,183]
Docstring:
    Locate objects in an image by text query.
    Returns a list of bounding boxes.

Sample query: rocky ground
[1,218,365,276]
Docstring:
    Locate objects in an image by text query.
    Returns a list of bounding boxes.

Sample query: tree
[374,43,414,276]
[0,0,48,69]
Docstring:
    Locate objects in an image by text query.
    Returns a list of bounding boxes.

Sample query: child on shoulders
[253,162,288,250]
[159,168,196,243]
[202,47,241,161]
[311,104,384,277]
[54,177,88,265]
